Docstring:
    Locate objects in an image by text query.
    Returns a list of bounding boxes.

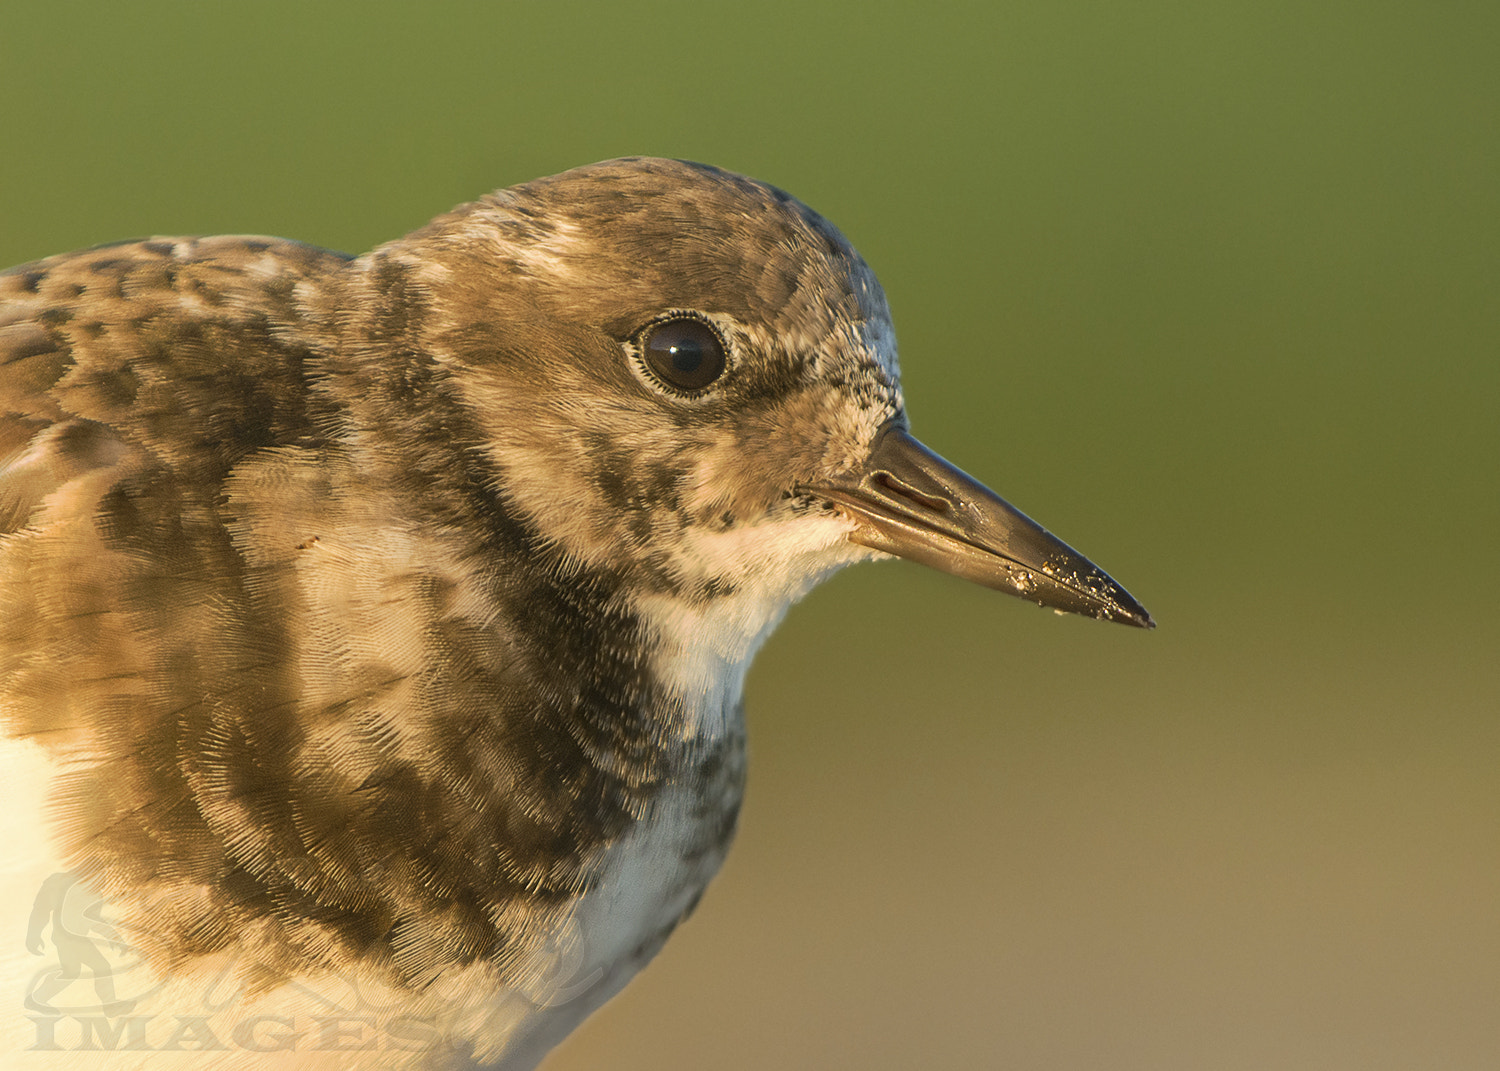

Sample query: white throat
[627,510,869,741]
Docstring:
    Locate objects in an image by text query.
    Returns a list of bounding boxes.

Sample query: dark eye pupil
[643,317,726,393]
[671,340,703,374]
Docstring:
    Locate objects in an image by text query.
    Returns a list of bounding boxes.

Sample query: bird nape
[0,157,1150,1069]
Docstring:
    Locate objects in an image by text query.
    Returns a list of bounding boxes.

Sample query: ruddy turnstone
[0,157,1150,1068]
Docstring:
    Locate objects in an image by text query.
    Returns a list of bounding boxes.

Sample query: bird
[0,157,1151,1069]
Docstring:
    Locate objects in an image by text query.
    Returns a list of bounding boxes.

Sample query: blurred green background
[3,2,1495,1068]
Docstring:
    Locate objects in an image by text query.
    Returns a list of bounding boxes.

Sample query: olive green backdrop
[3,2,1495,1068]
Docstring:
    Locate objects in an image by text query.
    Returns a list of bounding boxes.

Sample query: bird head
[339,157,1150,662]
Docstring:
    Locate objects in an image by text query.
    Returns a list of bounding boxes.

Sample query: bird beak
[804,423,1154,628]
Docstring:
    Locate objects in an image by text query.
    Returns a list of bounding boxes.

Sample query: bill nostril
[872,471,949,513]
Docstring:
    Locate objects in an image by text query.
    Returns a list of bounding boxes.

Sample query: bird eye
[641,316,727,394]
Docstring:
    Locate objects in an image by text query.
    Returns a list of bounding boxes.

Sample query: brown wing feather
[0,235,652,992]
[0,238,372,971]
[0,237,350,528]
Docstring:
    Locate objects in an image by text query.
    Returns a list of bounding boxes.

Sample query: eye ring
[635,314,729,395]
